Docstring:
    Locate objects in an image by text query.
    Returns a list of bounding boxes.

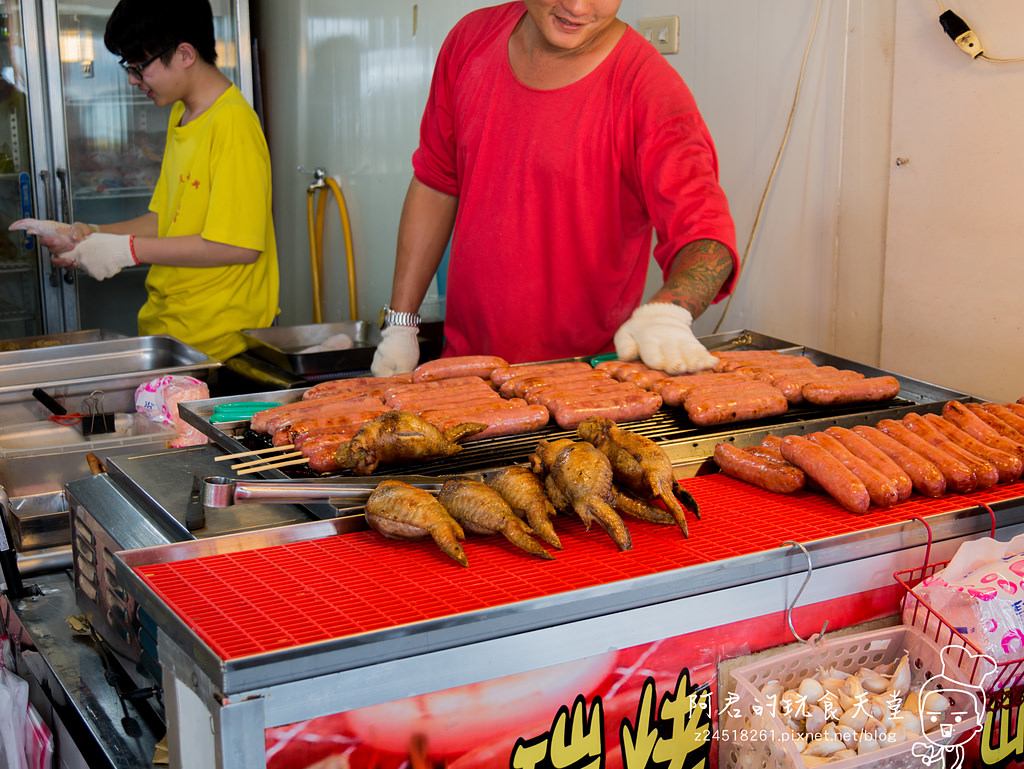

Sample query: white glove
[62,233,137,280]
[613,303,717,375]
[371,325,420,376]
[9,218,85,254]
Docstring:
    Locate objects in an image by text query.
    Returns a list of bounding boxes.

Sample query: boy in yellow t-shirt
[11,0,278,361]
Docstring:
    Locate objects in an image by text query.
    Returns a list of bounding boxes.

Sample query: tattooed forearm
[650,239,734,318]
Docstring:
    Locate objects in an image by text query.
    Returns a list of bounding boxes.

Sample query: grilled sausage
[773,371,865,404]
[875,418,976,494]
[307,444,346,473]
[528,380,629,407]
[921,412,1022,484]
[902,412,1000,489]
[980,404,1024,439]
[293,426,360,452]
[543,382,650,412]
[255,394,388,435]
[966,403,1024,444]
[824,426,913,503]
[552,391,663,429]
[850,424,946,498]
[301,375,413,401]
[418,398,531,426]
[943,401,1024,463]
[779,435,871,513]
[274,407,390,445]
[412,355,510,383]
[683,386,789,427]
[713,442,806,493]
[514,371,616,400]
[654,373,753,407]
[436,404,551,440]
[490,361,592,386]
[801,375,901,406]
[386,387,504,412]
[616,368,670,389]
[715,355,816,372]
[809,431,900,508]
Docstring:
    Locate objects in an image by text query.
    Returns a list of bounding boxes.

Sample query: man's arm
[648,238,735,319]
[388,176,458,313]
[613,239,735,374]
[370,177,458,376]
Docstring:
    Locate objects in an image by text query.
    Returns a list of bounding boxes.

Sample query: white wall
[883,1,1024,402]
[637,1,895,367]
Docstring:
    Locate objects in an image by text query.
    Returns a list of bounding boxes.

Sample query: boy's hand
[9,218,93,254]
[58,233,138,280]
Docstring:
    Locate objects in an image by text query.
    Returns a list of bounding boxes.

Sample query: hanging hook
[782,540,828,644]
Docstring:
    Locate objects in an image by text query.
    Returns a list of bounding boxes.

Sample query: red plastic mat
[133,477,1024,661]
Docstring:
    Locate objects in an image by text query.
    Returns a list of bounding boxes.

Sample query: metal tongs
[200,474,473,509]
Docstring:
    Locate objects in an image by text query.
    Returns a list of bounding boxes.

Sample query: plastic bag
[0,637,53,769]
[135,375,210,447]
[905,534,1024,663]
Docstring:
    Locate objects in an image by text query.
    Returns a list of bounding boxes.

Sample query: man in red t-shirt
[372,0,738,376]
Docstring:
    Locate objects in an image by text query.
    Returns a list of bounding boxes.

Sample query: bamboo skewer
[231,451,303,470]
[238,456,311,475]
[214,444,295,462]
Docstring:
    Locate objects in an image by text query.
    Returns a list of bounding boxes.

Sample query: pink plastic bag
[135,375,210,447]
[905,534,1024,663]
[0,638,53,769]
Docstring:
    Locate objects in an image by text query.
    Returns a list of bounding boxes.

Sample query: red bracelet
[129,233,139,265]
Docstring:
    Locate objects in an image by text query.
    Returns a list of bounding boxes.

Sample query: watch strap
[379,305,421,328]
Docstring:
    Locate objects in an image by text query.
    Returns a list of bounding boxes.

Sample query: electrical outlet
[637,15,679,55]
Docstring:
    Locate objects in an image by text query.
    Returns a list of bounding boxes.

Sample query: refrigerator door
[0,0,253,342]
[0,0,55,340]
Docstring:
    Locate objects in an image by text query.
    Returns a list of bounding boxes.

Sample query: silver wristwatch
[378,304,421,329]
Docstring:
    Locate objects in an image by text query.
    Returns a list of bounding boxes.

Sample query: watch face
[378,306,388,327]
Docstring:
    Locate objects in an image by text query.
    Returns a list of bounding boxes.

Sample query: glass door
[0,0,44,341]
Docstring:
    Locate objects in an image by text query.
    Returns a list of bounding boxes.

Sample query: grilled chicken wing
[483,465,562,549]
[365,480,468,566]
[438,478,554,560]
[335,411,486,474]
[577,416,697,537]
[530,439,632,551]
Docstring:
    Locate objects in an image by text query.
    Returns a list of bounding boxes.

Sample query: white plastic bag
[0,638,53,769]
[906,533,1024,662]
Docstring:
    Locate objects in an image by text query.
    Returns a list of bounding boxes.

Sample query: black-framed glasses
[119,44,175,79]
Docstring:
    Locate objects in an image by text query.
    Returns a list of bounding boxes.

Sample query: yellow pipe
[306,186,324,323]
[306,173,358,323]
[325,177,358,321]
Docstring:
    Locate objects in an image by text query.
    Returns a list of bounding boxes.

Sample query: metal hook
[782,540,828,644]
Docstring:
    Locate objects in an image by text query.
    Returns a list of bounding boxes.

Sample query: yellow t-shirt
[139,84,279,361]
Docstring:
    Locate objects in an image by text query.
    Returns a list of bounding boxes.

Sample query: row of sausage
[713,400,1024,513]
[243,351,902,475]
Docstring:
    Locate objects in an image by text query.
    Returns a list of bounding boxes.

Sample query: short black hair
[104,0,217,66]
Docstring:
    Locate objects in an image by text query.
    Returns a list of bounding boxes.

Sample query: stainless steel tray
[0,334,221,424]
[0,328,125,352]
[242,321,380,376]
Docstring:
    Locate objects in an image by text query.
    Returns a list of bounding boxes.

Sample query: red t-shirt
[414,2,738,363]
